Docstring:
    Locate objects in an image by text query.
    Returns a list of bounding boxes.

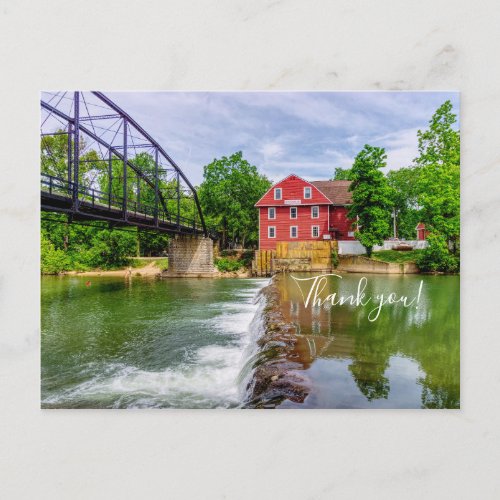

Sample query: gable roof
[254,173,332,207]
[310,180,352,205]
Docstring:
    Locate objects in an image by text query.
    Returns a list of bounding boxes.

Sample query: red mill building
[255,174,355,250]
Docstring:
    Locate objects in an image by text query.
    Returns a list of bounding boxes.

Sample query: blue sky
[107,91,459,186]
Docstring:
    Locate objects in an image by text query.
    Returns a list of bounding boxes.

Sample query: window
[304,186,312,199]
[274,188,282,200]
[268,207,276,219]
[290,226,298,238]
[268,226,276,238]
[311,206,319,218]
[290,207,297,219]
[348,231,354,237]
[312,225,320,238]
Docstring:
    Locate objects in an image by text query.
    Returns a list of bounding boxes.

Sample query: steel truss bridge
[41,91,214,238]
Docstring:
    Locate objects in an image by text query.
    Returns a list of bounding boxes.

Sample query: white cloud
[260,142,284,159]
[375,127,419,171]
[103,91,458,185]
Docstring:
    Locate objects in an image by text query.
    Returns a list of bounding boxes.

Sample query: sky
[107,91,459,186]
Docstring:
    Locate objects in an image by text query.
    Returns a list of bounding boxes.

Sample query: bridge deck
[41,175,207,237]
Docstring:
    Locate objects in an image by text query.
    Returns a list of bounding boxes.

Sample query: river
[41,273,459,409]
[41,276,268,408]
[272,273,460,409]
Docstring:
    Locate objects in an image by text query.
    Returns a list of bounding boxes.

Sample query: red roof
[416,222,426,230]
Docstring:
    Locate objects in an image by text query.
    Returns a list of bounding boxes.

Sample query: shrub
[41,235,70,274]
[331,248,339,269]
[215,257,242,272]
[416,234,459,273]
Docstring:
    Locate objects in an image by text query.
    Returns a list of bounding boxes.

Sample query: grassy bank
[371,249,423,264]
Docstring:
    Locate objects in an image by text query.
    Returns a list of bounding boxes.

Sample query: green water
[41,276,268,408]
[275,273,460,409]
[41,273,459,409]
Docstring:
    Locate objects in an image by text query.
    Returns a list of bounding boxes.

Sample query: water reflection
[277,273,459,409]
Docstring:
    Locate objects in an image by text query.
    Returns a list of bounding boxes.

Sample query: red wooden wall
[256,174,355,250]
[255,174,331,207]
[259,205,329,250]
[329,206,355,241]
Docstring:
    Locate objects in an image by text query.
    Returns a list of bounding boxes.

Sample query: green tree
[416,233,459,273]
[41,232,71,274]
[41,131,102,188]
[348,145,393,256]
[40,140,177,272]
[137,229,170,256]
[198,152,271,248]
[414,100,460,255]
[41,132,69,178]
[332,167,353,180]
[386,167,422,239]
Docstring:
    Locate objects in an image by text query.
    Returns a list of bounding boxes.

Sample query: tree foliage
[386,167,421,239]
[41,214,137,272]
[40,137,172,272]
[41,232,71,274]
[198,152,271,248]
[413,100,460,271]
[416,233,459,273]
[348,145,393,256]
[332,166,353,180]
[415,100,460,249]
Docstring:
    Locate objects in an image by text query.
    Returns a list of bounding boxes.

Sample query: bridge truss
[40,91,212,238]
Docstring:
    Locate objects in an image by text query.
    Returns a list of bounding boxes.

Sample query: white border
[2,1,497,497]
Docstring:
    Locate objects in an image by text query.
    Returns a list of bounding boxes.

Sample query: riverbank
[46,257,254,278]
[337,255,419,274]
[64,262,160,278]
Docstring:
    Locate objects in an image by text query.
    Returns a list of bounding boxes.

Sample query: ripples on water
[41,277,269,409]
[41,273,459,409]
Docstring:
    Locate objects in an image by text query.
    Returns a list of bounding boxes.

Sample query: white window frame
[290,206,297,219]
[268,226,276,238]
[304,186,312,199]
[268,207,276,219]
[311,205,319,218]
[312,225,320,238]
[290,226,298,238]
[274,188,282,200]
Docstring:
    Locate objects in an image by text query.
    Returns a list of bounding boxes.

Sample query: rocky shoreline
[244,276,311,409]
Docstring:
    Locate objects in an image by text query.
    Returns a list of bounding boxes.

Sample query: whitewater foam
[42,279,269,409]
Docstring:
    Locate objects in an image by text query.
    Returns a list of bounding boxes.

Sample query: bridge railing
[41,173,207,233]
[41,91,211,237]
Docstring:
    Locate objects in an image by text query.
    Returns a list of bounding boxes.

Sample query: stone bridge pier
[165,235,216,277]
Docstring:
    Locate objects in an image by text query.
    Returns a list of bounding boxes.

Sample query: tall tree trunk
[63,217,69,250]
